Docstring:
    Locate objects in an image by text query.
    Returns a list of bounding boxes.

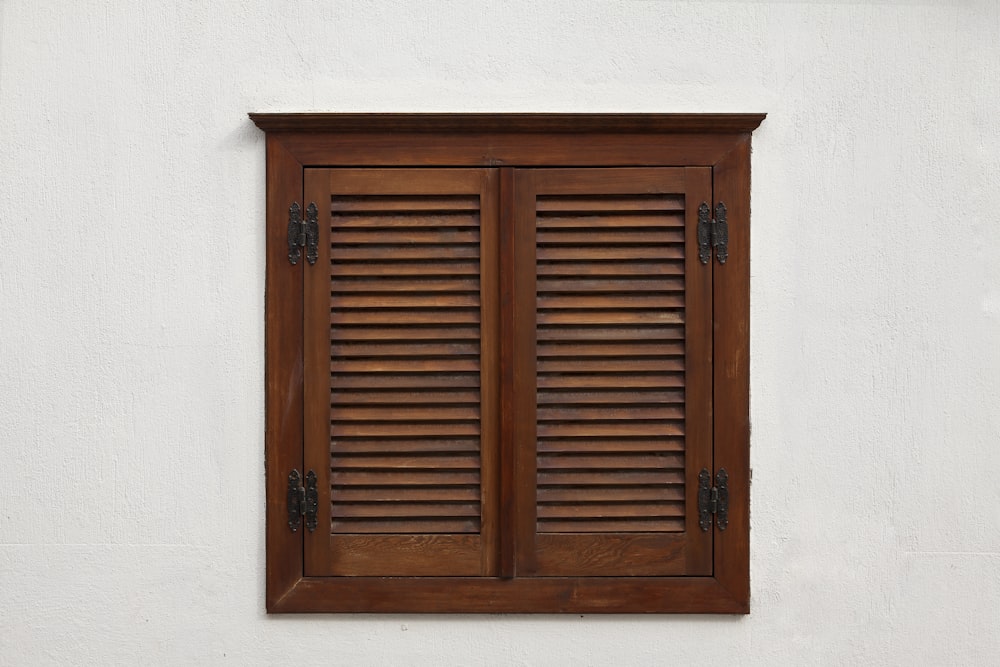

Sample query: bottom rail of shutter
[319,534,484,576]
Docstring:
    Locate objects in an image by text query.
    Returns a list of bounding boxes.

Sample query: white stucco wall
[1,1,998,664]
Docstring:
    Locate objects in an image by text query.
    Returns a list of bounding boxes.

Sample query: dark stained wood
[479,168,501,577]
[332,213,480,228]
[498,167,516,579]
[511,169,539,576]
[682,167,714,575]
[538,214,684,228]
[330,390,481,404]
[330,325,481,341]
[535,535,686,574]
[329,261,481,276]
[536,261,685,276]
[329,536,483,576]
[520,167,714,578]
[249,113,767,134]
[537,342,686,357]
[711,138,752,609]
[538,437,686,453]
[536,229,685,245]
[535,325,684,341]
[271,576,748,613]
[304,168,498,577]
[330,439,480,454]
[268,132,754,169]
[256,112,761,613]
[263,134,305,611]
[302,169,335,575]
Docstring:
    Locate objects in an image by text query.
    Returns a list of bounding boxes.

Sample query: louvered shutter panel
[303,168,499,577]
[511,168,714,576]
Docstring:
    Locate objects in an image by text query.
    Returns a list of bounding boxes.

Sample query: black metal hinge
[287,202,319,266]
[696,202,729,265]
[697,468,729,531]
[287,469,318,533]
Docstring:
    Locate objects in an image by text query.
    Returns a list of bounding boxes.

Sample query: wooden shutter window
[512,168,713,577]
[253,113,763,613]
[303,168,500,577]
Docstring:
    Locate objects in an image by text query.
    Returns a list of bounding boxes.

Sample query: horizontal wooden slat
[331,518,479,533]
[537,246,683,261]
[331,229,480,245]
[331,423,480,437]
[331,487,480,502]
[537,453,684,469]
[537,342,685,358]
[332,196,480,212]
[537,423,684,437]
[537,389,684,404]
[331,390,481,404]
[537,374,684,389]
[537,406,685,421]
[537,278,685,293]
[537,294,684,310]
[331,454,478,469]
[331,213,480,228]
[330,261,481,276]
[332,438,480,453]
[332,374,480,389]
[331,325,481,341]
[331,278,480,293]
[332,503,481,518]
[330,358,479,373]
[536,325,684,341]
[537,503,684,519]
[331,342,479,357]
[537,214,684,228]
[330,406,480,422]
[332,470,480,485]
[331,245,480,261]
[536,311,683,325]
[537,486,684,502]
[537,470,685,486]
[333,294,481,308]
[536,229,684,245]
[537,358,684,373]
[535,196,684,212]
[536,261,683,276]
[537,437,685,453]
[332,310,481,325]
[536,518,685,533]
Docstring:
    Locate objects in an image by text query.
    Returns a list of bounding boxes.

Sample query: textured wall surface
[1,1,999,665]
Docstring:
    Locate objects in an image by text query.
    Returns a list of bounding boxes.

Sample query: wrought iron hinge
[696,202,729,265]
[287,469,318,533]
[287,202,319,266]
[698,468,729,531]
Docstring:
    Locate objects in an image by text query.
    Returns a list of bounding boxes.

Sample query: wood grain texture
[267,132,755,169]
[271,576,748,613]
[264,134,304,611]
[711,139,752,610]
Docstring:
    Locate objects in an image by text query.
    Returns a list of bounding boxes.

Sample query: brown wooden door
[303,168,500,576]
[510,168,714,576]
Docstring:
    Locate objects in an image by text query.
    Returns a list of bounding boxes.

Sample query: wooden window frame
[250,113,765,613]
